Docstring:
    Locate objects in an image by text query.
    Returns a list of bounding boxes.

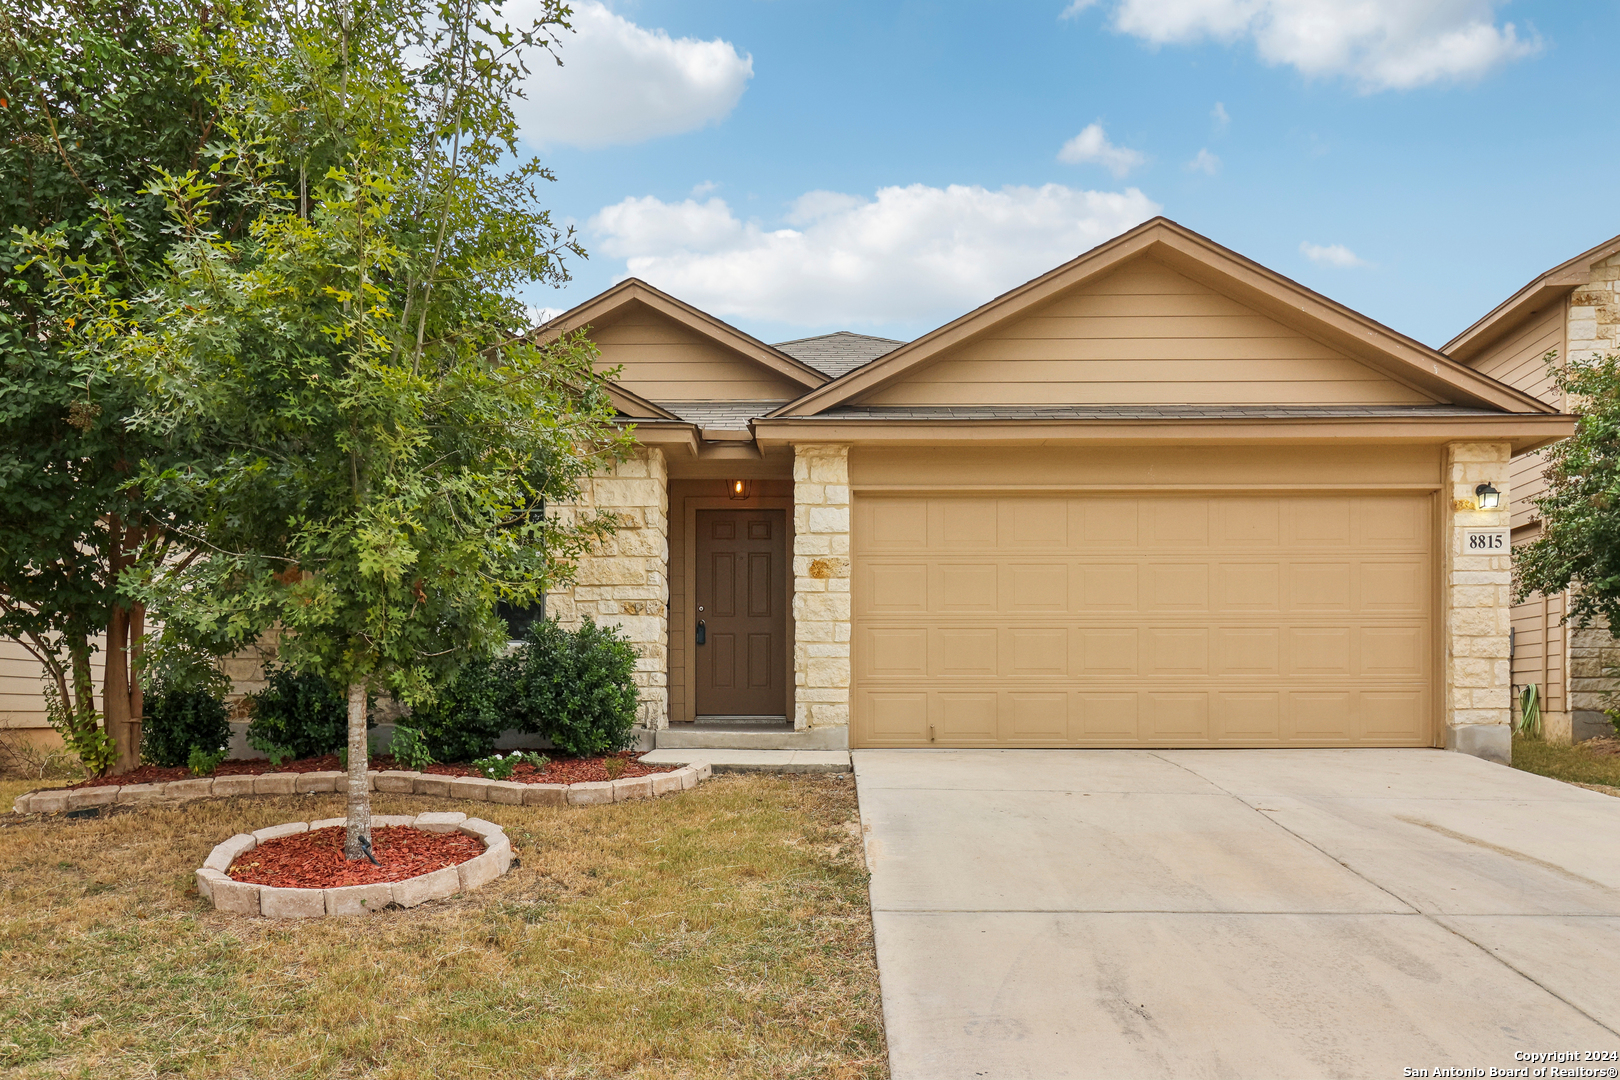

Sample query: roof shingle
[772,331,905,378]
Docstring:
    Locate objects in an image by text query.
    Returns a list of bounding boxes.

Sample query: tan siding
[0,636,107,729]
[861,258,1437,407]
[1468,303,1563,407]
[591,303,806,402]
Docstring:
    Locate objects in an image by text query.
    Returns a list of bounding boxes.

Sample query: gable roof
[774,331,906,378]
[772,217,1557,418]
[1444,231,1620,363]
[534,277,829,392]
[604,381,681,421]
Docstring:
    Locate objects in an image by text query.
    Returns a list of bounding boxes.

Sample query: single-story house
[1443,230,1620,743]
[535,216,1574,763]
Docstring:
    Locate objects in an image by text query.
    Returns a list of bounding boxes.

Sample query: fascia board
[1444,233,1620,361]
[605,381,681,420]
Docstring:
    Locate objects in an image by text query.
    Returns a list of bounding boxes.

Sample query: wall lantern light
[1475,482,1501,510]
[729,479,748,500]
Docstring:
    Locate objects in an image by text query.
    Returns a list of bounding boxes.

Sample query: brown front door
[695,509,788,718]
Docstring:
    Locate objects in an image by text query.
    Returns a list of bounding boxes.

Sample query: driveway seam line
[1148,751,1620,1040]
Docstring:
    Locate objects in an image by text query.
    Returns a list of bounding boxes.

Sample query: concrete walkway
[854,748,1620,1080]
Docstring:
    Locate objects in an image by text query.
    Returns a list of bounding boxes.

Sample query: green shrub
[470,749,549,780]
[187,745,227,776]
[246,666,357,761]
[142,684,232,768]
[388,725,436,770]
[407,654,509,762]
[512,617,640,757]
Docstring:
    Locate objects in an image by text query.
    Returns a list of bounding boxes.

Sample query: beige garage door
[852,494,1434,748]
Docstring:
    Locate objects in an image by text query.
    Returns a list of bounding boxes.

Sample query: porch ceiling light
[729,479,748,500]
[1475,482,1501,510]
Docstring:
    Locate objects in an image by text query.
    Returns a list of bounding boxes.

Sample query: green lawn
[0,774,887,1079]
[1512,734,1620,795]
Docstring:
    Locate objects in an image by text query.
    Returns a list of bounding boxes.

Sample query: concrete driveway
[854,749,1620,1080]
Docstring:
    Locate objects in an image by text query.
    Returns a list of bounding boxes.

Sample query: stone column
[792,445,851,732]
[549,447,670,730]
[1441,442,1513,762]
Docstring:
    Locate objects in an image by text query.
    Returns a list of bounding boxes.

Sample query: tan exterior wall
[1455,249,1620,742]
[0,635,108,731]
[1441,442,1513,761]
[861,257,1437,407]
[591,302,806,402]
[791,445,851,731]
[546,447,671,730]
[851,443,1443,490]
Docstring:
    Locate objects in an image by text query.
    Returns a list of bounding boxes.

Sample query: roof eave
[1444,233,1620,362]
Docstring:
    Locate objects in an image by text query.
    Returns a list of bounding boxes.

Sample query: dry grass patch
[0,774,886,1079]
[1512,735,1620,796]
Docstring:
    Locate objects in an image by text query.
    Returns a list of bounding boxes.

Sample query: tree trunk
[343,681,371,860]
[104,603,139,774]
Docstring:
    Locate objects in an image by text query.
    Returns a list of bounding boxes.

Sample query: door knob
[695,619,706,645]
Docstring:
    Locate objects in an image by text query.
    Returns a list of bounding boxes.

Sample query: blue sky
[512,0,1620,350]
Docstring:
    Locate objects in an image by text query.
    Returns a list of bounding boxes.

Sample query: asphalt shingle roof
[659,401,790,430]
[772,331,906,378]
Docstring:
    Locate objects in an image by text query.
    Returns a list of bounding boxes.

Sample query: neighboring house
[1443,232,1620,743]
[0,217,1579,763]
[536,217,1571,763]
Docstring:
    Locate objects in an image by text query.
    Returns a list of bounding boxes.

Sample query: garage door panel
[1076,692,1139,738]
[1007,563,1069,611]
[935,693,998,740]
[1146,693,1210,737]
[862,562,929,614]
[935,563,999,611]
[935,499,999,548]
[1146,499,1210,545]
[864,692,928,741]
[1147,628,1210,675]
[1078,628,1139,674]
[1009,628,1069,676]
[1008,693,1068,739]
[853,493,1433,749]
[1216,499,1281,546]
[1217,628,1281,675]
[1147,563,1210,610]
[935,628,999,678]
[1215,692,1281,740]
[864,628,928,677]
[1362,691,1426,740]
[1000,499,1069,547]
[1215,563,1282,611]
[1074,499,1139,545]
[1081,564,1139,610]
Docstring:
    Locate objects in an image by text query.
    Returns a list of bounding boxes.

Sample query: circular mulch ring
[196,812,515,918]
[228,825,483,888]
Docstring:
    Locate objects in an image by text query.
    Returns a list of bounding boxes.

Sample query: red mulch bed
[67,749,672,789]
[227,825,485,888]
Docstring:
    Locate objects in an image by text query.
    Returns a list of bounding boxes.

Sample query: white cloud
[511,1,753,148]
[1300,241,1369,268]
[589,183,1161,326]
[527,305,563,326]
[1057,123,1146,177]
[1186,148,1221,174]
[689,180,719,197]
[1059,0,1100,18]
[1092,0,1540,91]
[1212,101,1230,131]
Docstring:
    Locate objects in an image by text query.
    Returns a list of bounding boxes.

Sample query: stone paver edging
[198,812,512,918]
[11,762,713,815]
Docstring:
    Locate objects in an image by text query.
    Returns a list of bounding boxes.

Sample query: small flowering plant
[470,750,549,780]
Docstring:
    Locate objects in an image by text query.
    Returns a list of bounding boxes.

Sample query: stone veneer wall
[1562,250,1620,740]
[1442,442,1514,762]
[791,445,851,731]
[546,447,670,731]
